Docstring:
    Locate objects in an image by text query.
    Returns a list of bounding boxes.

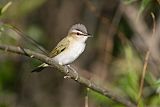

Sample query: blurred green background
[0,0,160,107]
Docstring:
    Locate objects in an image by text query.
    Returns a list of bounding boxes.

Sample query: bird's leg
[64,65,71,79]
[67,65,79,81]
[63,65,79,80]
[65,65,69,73]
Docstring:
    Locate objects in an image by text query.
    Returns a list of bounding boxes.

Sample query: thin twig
[3,24,49,55]
[85,88,89,107]
[137,12,156,107]
[84,0,125,37]
[0,44,136,107]
[137,51,150,106]
[103,3,123,68]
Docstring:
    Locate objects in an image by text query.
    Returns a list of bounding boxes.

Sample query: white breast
[52,41,86,65]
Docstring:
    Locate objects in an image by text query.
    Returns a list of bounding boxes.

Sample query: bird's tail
[31,63,49,72]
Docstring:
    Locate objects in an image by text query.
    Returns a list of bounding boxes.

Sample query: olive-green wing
[49,37,70,58]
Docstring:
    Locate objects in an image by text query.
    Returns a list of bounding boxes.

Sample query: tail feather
[31,63,48,72]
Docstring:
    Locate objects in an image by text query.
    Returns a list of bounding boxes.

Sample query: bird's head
[68,24,92,42]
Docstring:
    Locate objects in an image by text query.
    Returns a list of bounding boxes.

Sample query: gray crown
[69,24,87,34]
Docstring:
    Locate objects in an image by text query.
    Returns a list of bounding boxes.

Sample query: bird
[32,23,91,73]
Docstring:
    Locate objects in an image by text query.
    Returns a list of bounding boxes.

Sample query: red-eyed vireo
[32,24,91,72]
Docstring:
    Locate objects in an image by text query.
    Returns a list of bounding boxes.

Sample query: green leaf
[0,1,12,16]
[155,79,160,95]
[137,0,151,19]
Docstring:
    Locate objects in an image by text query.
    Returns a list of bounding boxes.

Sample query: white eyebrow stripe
[71,30,84,34]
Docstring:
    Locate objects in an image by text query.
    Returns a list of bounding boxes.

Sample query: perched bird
[32,24,91,72]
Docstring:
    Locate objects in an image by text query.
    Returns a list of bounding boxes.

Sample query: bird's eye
[76,32,81,35]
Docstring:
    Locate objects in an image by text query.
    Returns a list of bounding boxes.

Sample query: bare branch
[0,44,136,107]
[137,12,156,107]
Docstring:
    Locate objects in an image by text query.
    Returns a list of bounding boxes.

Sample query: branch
[0,44,136,107]
[121,3,160,61]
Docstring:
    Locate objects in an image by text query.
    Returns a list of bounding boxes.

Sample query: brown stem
[0,44,136,107]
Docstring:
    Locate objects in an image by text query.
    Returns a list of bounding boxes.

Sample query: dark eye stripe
[77,32,83,35]
[75,29,86,34]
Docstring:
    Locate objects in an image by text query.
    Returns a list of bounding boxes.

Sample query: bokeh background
[0,0,160,107]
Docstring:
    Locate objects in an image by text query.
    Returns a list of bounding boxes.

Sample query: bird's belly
[53,43,85,65]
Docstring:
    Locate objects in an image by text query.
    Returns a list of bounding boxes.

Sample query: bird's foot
[67,65,79,81]
[63,65,79,80]
[64,65,71,79]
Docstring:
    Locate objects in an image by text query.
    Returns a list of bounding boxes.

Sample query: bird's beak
[84,33,92,37]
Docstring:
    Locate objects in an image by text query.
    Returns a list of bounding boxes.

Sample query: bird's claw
[74,71,79,81]
[64,75,71,79]
[67,65,79,81]
[64,65,70,79]
[64,65,79,81]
